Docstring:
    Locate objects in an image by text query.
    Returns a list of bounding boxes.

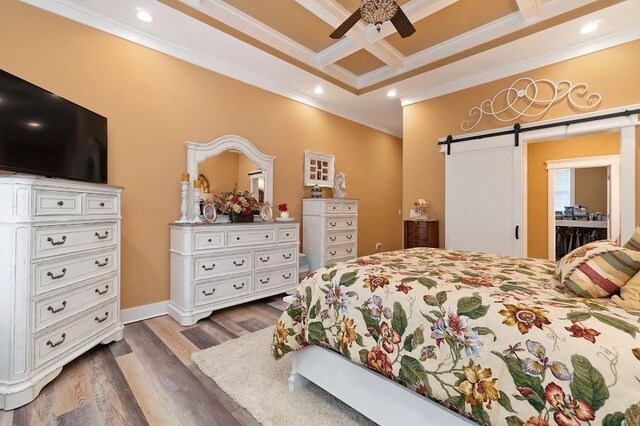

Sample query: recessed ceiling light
[313,85,324,95]
[26,121,41,128]
[580,20,600,35]
[136,9,153,23]
[387,89,397,98]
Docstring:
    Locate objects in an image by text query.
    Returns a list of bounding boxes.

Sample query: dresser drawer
[33,300,118,369]
[193,231,225,251]
[326,244,356,262]
[254,246,297,271]
[325,217,357,231]
[227,229,276,247]
[194,275,251,307]
[194,252,251,280]
[277,227,297,243]
[341,201,358,214]
[325,201,343,214]
[85,193,118,215]
[34,190,82,216]
[34,275,116,332]
[326,230,356,246]
[35,222,117,259]
[255,265,297,290]
[34,248,118,296]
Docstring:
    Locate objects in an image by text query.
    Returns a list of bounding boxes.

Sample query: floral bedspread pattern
[272,248,640,426]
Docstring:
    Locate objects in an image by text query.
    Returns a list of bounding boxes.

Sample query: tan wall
[199,151,240,195]
[0,1,403,309]
[526,133,619,259]
[575,167,608,214]
[403,40,640,250]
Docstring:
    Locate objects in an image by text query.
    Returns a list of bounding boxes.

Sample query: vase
[230,213,254,223]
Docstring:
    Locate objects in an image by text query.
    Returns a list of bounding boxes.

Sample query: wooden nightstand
[404,220,439,249]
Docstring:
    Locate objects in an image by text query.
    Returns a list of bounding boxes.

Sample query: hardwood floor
[3,295,289,426]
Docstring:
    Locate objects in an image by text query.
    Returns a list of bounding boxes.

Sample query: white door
[445,135,523,256]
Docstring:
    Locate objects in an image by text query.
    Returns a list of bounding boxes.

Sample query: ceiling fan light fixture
[360,0,398,33]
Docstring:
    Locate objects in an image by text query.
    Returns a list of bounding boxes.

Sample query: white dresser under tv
[169,222,300,326]
[0,175,123,410]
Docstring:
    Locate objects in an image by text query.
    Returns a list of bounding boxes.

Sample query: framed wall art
[304,150,335,188]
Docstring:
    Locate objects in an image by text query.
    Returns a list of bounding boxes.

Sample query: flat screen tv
[0,69,107,184]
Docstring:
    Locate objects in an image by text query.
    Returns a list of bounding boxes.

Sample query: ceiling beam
[515,0,542,22]
[296,0,405,70]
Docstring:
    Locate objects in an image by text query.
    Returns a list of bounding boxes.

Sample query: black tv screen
[0,69,107,184]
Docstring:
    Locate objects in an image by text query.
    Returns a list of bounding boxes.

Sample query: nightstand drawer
[194,275,251,306]
[34,190,82,216]
[254,246,297,270]
[34,222,117,259]
[194,252,251,279]
[85,193,118,215]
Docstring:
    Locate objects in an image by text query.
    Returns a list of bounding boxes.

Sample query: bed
[272,248,640,425]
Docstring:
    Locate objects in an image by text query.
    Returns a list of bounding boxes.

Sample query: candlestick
[192,187,203,223]
[193,179,201,189]
[176,181,189,223]
[181,172,189,182]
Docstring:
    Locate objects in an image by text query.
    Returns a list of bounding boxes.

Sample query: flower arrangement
[414,198,430,219]
[278,203,289,219]
[215,191,261,217]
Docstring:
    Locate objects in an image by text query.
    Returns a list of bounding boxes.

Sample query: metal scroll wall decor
[460,78,602,131]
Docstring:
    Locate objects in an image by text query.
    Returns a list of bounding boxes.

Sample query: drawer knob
[259,256,270,263]
[236,237,240,241]
[330,251,336,256]
[46,333,67,348]
[265,235,269,239]
[346,248,353,254]
[233,283,245,290]
[208,238,212,243]
[95,258,109,267]
[283,253,292,260]
[201,264,216,271]
[286,233,290,237]
[95,231,109,240]
[202,288,216,297]
[95,312,109,323]
[283,273,292,279]
[347,235,353,240]
[47,268,67,280]
[57,201,64,206]
[47,301,67,314]
[47,236,67,246]
[95,285,109,295]
[99,202,105,207]
[329,236,336,242]
[329,222,336,227]
[259,278,270,285]
[233,260,245,267]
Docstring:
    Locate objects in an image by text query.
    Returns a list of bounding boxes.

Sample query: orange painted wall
[403,40,640,249]
[0,1,402,309]
[526,133,620,259]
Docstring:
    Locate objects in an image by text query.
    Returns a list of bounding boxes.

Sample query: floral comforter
[272,248,640,426]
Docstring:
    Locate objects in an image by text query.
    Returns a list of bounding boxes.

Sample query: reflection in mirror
[197,150,264,203]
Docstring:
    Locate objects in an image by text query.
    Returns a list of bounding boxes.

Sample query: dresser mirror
[185,135,274,219]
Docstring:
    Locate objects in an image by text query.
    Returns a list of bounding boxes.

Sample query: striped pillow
[624,227,640,251]
[559,242,640,298]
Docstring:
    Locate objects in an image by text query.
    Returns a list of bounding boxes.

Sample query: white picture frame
[304,150,335,188]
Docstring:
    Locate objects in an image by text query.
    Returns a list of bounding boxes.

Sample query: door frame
[546,155,620,260]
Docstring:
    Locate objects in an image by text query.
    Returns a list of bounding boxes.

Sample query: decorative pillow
[612,271,640,310]
[623,226,640,251]
[557,241,640,298]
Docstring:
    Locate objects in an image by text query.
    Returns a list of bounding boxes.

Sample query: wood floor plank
[199,319,238,343]
[56,401,102,426]
[53,357,94,417]
[0,410,13,426]
[124,322,240,426]
[84,346,148,426]
[180,327,220,350]
[267,298,289,311]
[236,317,269,333]
[244,303,281,325]
[108,338,132,358]
[116,352,180,426]
[145,315,198,366]
[208,315,250,337]
[254,301,285,318]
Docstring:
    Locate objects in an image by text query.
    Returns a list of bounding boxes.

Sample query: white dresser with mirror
[168,135,299,326]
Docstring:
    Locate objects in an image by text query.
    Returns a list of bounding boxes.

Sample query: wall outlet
[375,242,383,251]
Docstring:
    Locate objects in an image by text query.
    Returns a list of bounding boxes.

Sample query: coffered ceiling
[21,0,640,136]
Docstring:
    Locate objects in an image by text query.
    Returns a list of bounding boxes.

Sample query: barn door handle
[515,225,520,240]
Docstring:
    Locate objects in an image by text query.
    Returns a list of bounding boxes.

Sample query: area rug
[192,327,375,426]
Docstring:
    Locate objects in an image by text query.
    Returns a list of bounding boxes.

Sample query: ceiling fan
[330,0,416,39]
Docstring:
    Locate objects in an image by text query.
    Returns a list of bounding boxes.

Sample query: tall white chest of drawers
[303,198,358,271]
[169,222,300,326]
[0,176,123,410]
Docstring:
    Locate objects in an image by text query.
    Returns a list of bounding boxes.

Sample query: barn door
[445,135,523,257]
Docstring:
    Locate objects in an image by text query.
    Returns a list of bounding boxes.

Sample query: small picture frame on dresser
[202,202,217,223]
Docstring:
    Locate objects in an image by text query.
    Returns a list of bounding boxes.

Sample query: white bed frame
[288,345,476,425]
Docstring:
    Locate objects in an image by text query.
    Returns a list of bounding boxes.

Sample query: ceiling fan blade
[390,7,415,38]
[330,8,362,39]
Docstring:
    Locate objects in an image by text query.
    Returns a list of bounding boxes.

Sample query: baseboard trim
[120,300,169,324]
